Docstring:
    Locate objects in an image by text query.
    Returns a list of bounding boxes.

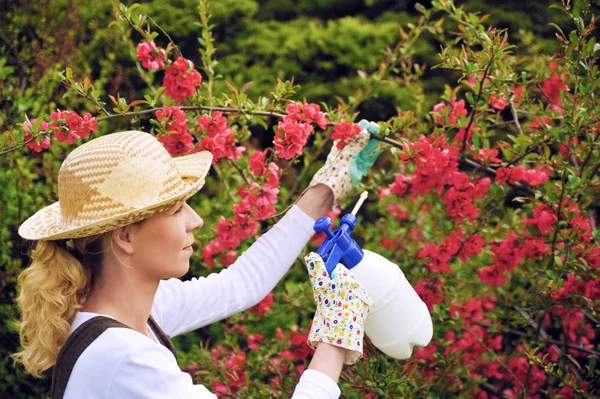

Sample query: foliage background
[1,0,599,397]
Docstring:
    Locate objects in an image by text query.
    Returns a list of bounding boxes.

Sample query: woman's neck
[80,258,160,337]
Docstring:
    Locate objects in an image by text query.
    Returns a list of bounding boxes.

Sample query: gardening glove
[304,252,372,365]
[309,120,384,205]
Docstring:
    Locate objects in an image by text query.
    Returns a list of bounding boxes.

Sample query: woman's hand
[304,252,372,365]
[309,120,383,206]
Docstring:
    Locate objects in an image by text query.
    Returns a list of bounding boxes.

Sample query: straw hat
[18,130,213,241]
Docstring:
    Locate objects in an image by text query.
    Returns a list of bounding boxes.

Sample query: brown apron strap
[50,315,178,399]
[148,315,178,360]
[50,316,128,399]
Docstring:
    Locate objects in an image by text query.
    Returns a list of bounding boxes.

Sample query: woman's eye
[174,205,183,214]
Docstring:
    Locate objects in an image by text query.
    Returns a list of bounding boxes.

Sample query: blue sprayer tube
[314,193,433,359]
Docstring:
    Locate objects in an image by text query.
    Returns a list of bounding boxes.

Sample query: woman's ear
[111,226,135,255]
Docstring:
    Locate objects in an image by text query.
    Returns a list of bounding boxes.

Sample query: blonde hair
[12,233,110,377]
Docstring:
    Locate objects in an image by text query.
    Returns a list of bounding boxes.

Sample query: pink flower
[414,278,443,311]
[251,292,274,317]
[332,119,361,149]
[302,103,328,130]
[473,148,502,164]
[390,174,411,197]
[541,73,566,107]
[136,41,167,70]
[197,112,245,162]
[157,131,194,156]
[23,119,51,152]
[249,149,268,177]
[524,204,557,236]
[155,106,188,134]
[50,109,97,144]
[433,98,468,125]
[478,265,508,286]
[247,333,264,352]
[163,57,202,101]
[273,120,312,159]
[489,95,507,110]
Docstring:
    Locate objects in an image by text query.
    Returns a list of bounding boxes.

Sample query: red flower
[541,73,566,107]
[23,119,51,152]
[273,120,312,159]
[251,292,274,317]
[158,131,194,156]
[197,112,245,162]
[163,57,202,101]
[414,278,443,311]
[156,106,188,135]
[247,333,264,352]
[390,174,411,197]
[303,103,328,130]
[489,95,507,110]
[331,119,361,149]
[524,204,556,236]
[432,97,468,125]
[478,265,508,286]
[473,148,502,164]
[50,109,97,144]
[136,41,167,70]
[249,149,268,177]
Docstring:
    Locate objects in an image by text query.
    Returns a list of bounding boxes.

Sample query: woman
[13,129,374,398]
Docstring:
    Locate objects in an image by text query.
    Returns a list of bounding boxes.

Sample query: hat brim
[18,151,213,241]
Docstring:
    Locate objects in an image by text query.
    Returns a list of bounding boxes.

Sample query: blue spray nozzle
[314,192,368,276]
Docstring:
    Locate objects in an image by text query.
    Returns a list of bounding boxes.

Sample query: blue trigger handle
[313,213,364,276]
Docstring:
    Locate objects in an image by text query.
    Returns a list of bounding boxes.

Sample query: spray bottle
[314,192,433,359]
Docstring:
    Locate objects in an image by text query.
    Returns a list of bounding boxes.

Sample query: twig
[227,159,251,186]
[505,137,554,167]
[549,171,567,269]
[0,134,39,156]
[462,53,495,153]
[515,307,583,375]
[509,100,524,136]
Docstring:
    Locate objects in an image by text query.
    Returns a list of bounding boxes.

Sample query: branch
[462,53,495,153]
[505,137,554,167]
[549,171,567,269]
[96,105,287,122]
[509,100,524,136]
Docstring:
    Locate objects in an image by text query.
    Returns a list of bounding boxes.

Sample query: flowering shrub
[3,0,599,397]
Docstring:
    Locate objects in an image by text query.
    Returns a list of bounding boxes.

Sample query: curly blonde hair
[12,233,110,377]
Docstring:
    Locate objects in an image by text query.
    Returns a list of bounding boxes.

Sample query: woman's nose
[185,204,203,231]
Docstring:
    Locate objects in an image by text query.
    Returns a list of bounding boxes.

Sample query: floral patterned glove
[304,252,372,365]
[309,120,383,205]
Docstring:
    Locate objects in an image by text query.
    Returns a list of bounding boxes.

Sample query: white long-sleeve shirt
[63,205,341,398]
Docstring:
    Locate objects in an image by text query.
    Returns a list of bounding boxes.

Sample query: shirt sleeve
[151,205,316,337]
[109,345,217,399]
[292,370,341,399]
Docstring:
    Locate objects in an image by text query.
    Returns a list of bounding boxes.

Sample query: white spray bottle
[313,192,433,359]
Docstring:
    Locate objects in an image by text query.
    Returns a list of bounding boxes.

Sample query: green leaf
[465,91,475,106]
[554,256,564,267]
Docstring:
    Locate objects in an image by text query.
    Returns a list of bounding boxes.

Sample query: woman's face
[129,200,203,279]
